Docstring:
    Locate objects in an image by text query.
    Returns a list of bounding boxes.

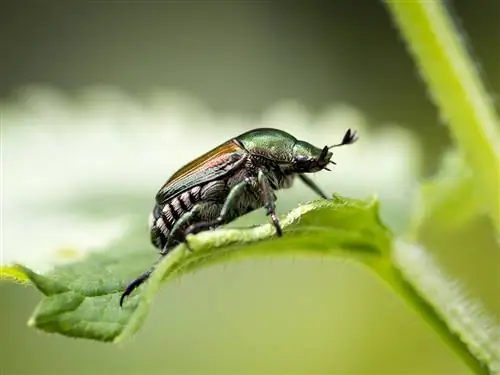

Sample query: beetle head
[236,127,358,173]
[290,129,358,173]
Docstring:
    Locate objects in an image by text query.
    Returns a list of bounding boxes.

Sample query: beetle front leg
[298,173,328,199]
[257,169,283,237]
[183,178,253,238]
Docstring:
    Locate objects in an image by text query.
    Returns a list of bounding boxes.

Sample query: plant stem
[384,0,500,235]
[380,262,488,375]
[388,240,499,375]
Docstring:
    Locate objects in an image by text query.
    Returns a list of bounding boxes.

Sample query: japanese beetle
[120,128,358,306]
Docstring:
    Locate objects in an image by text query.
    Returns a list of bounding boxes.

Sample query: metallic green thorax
[119,127,358,306]
[236,128,330,167]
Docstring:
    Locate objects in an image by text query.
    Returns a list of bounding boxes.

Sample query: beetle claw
[270,212,283,237]
[175,231,194,252]
[120,268,154,307]
[184,239,194,252]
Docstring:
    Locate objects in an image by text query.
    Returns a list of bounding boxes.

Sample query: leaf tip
[16,265,69,295]
[0,265,30,284]
[27,316,36,328]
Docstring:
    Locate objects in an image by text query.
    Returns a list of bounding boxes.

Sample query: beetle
[119,127,358,306]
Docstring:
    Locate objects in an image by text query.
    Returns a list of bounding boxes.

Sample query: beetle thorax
[236,128,296,163]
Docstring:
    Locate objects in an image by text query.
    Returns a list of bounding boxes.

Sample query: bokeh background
[1,1,499,374]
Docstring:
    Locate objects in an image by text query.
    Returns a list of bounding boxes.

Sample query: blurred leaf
[0,266,30,283]
[19,195,389,342]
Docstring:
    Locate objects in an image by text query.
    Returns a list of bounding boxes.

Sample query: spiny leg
[184,178,253,237]
[120,263,156,307]
[120,204,205,306]
[257,170,282,237]
[298,174,328,199]
[163,203,205,253]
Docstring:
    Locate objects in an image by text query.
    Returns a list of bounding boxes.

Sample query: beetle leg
[298,174,329,199]
[163,203,206,253]
[121,204,207,306]
[183,178,253,237]
[257,170,283,237]
[120,267,155,307]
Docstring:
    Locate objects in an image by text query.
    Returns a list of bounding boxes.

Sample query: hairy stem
[384,0,500,235]
[387,240,499,375]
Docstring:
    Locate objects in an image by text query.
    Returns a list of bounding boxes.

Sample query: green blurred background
[1,1,499,374]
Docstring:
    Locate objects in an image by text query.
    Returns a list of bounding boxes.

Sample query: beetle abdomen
[149,186,199,249]
[149,181,229,251]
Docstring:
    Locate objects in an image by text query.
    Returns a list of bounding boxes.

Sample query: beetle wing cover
[156,139,246,204]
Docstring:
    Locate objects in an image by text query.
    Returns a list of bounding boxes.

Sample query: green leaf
[0,266,30,283]
[20,195,389,343]
[12,194,500,374]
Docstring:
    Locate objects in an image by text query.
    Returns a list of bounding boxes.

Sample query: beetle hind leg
[162,203,208,253]
[184,216,223,238]
[183,178,252,239]
[120,203,219,306]
[120,267,154,307]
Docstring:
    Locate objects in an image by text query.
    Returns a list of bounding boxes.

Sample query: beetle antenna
[328,129,358,149]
